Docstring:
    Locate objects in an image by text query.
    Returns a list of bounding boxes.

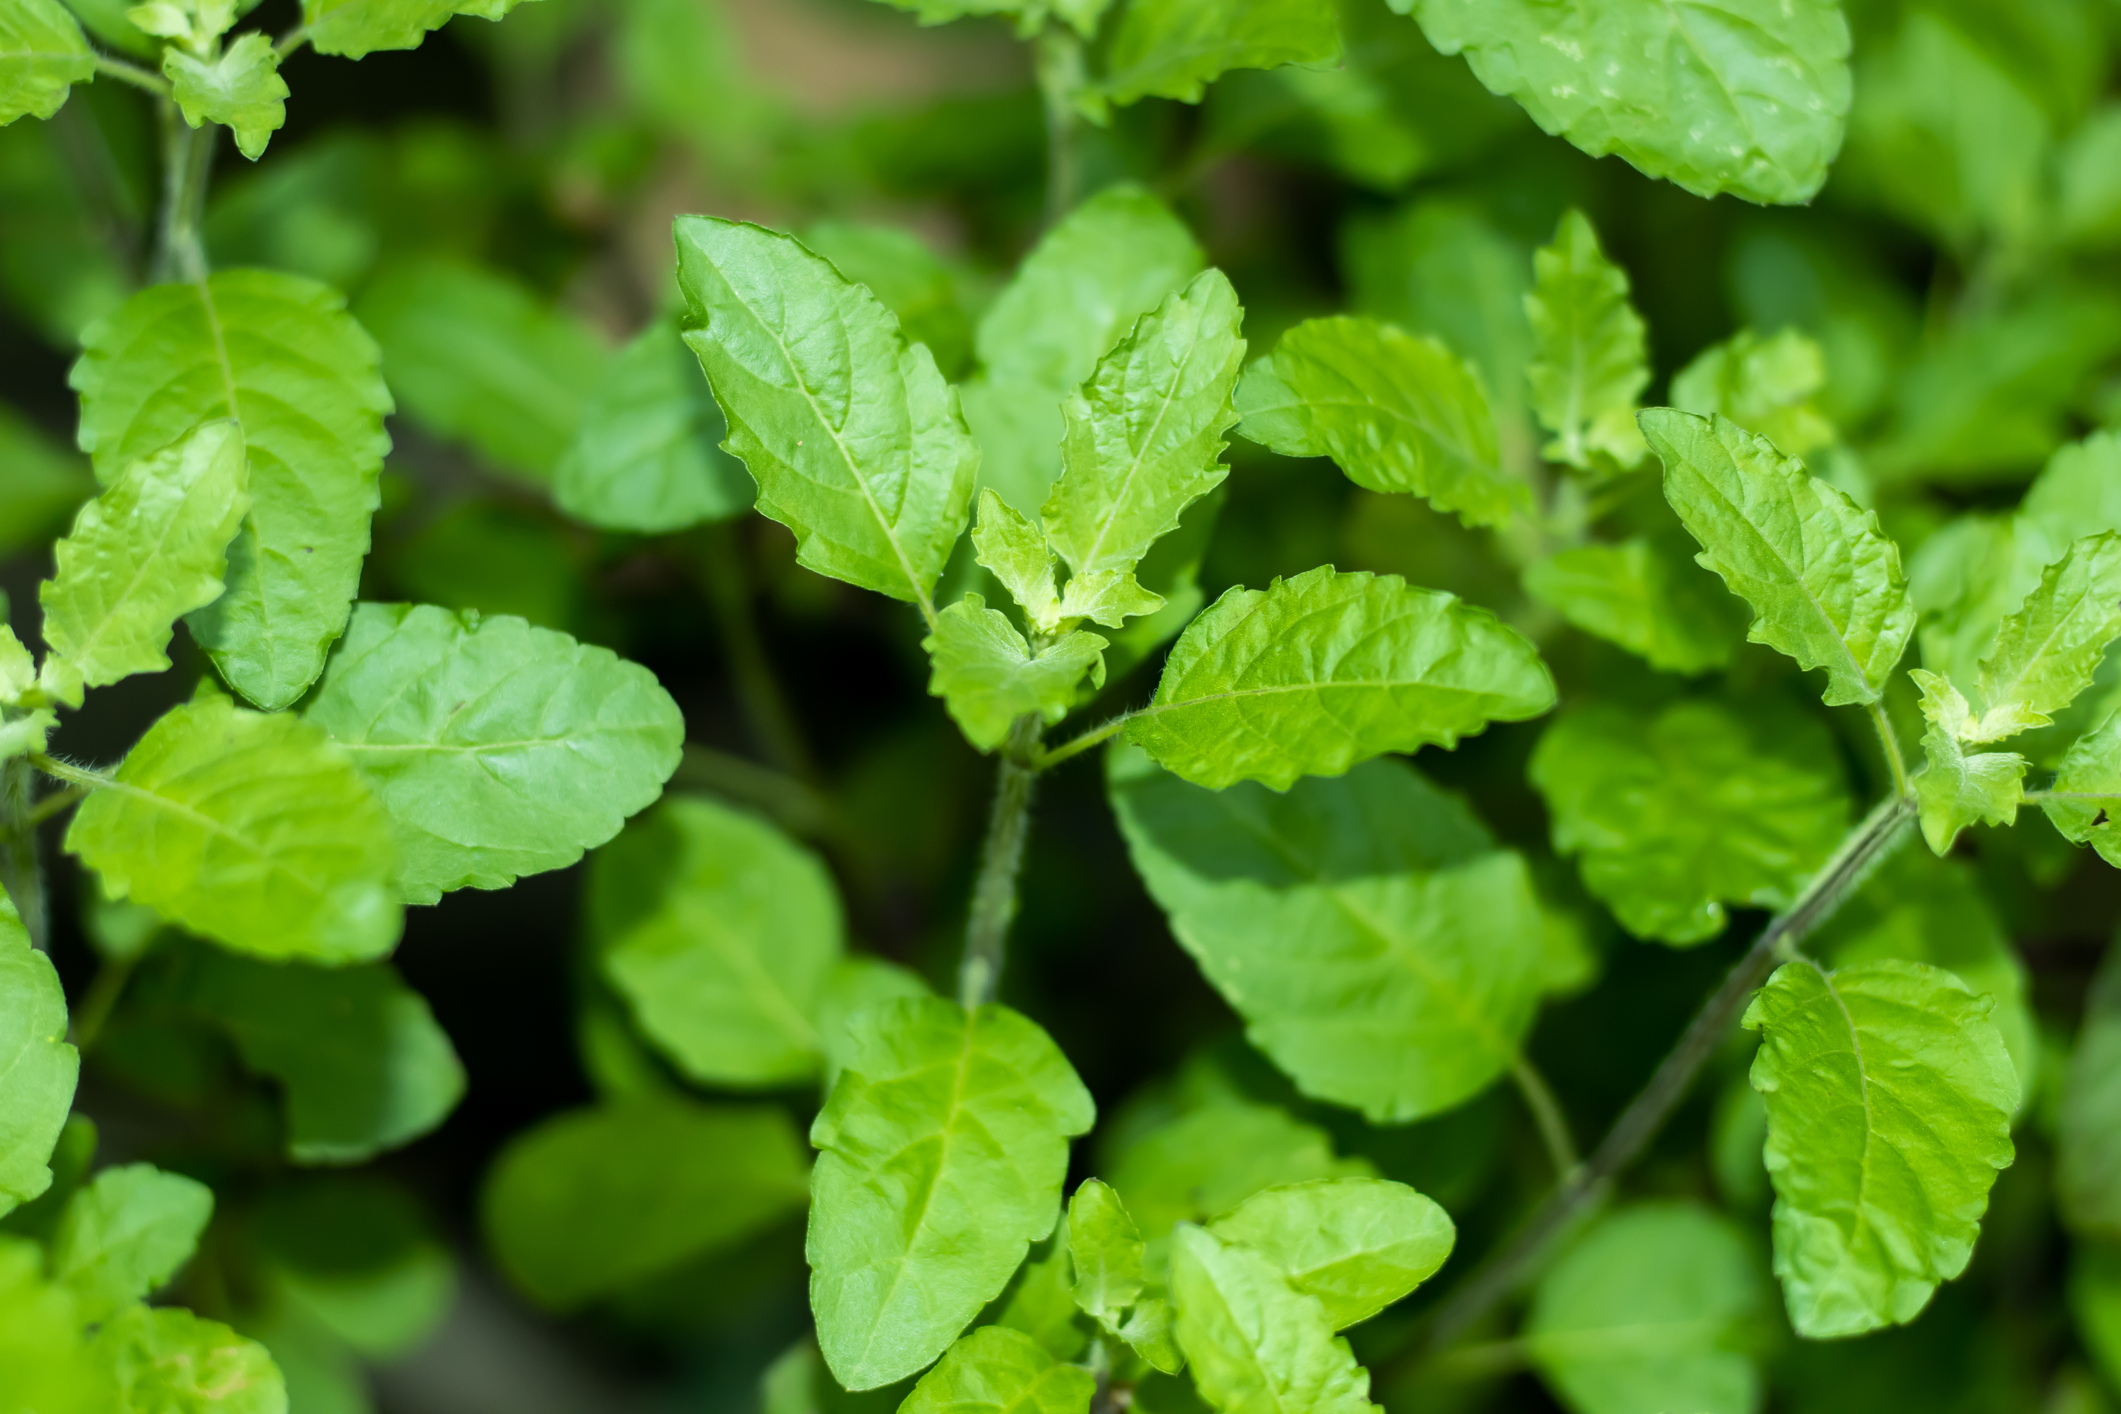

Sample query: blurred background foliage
[7,0,2121,1410]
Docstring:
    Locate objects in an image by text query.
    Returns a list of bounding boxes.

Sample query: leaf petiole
[1032,713,1134,772]
[92,54,172,97]
[958,715,1042,1007]
[1868,698,1913,800]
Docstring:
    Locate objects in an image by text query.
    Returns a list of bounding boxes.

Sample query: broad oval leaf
[2059,946,2121,1237]
[304,602,684,905]
[1099,0,1342,111]
[1524,210,1649,474]
[1644,409,1915,707]
[807,997,1094,1390]
[482,1096,811,1310]
[50,1163,213,1323]
[1168,1223,1375,1414]
[1529,696,1851,946]
[1110,747,1550,1121]
[925,597,1107,751]
[1235,315,1522,530]
[900,1326,1095,1414]
[1411,0,1853,205]
[592,795,844,1088]
[1106,1098,1374,1251]
[93,1304,287,1414]
[674,215,977,612]
[71,271,394,710]
[0,892,77,1217]
[1526,1202,1766,1414]
[1207,1177,1454,1330]
[1523,537,1745,675]
[37,420,250,708]
[67,695,403,964]
[1744,959,2019,1338]
[0,0,91,124]
[1976,532,2121,734]
[1127,566,1554,791]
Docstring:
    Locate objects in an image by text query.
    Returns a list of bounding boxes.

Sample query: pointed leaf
[0,892,77,1218]
[1207,1178,1453,1331]
[593,795,844,1088]
[1522,537,1744,675]
[2059,945,2121,1237]
[164,32,286,160]
[1524,210,1649,474]
[1743,959,2018,1338]
[72,270,394,710]
[807,997,1094,1389]
[1057,569,1164,630]
[1976,532,2121,734]
[1235,315,1521,530]
[37,420,249,708]
[971,488,1061,629]
[1167,1223,1376,1414]
[925,597,1107,751]
[900,1327,1095,1414]
[1109,1099,1373,1247]
[50,1163,213,1323]
[1910,670,2025,854]
[675,216,977,611]
[0,622,35,703]
[94,1304,287,1414]
[1411,0,1852,205]
[1110,748,1550,1120]
[1530,697,1851,945]
[1672,327,1836,459]
[1644,408,1915,706]
[304,603,684,905]
[1098,0,1342,111]
[1069,1178,1145,1325]
[1128,566,1553,791]
[1042,269,1245,579]
[66,695,403,963]
[0,0,91,124]
[2041,707,2121,866]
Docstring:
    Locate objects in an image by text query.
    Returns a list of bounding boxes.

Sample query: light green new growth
[2059,948,2121,1237]
[0,892,78,1217]
[1974,532,2121,736]
[926,597,1107,751]
[1128,566,1554,791]
[1042,269,1246,580]
[0,0,92,125]
[51,1163,214,1323]
[1109,1097,1374,1248]
[1643,409,1916,707]
[1167,1223,1376,1414]
[1411,0,1852,205]
[1207,1178,1454,1330]
[71,270,394,711]
[164,32,288,160]
[304,602,684,905]
[1530,697,1851,945]
[1109,748,1550,1121]
[1526,1203,1765,1414]
[1235,315,1523,531]
[2042,709,2121,866]
[38,420,250,708]
[67,694,404,963]
[973,488,1063,629]
[814,957,932,1091]
[1522,539,1742,675]
[94,1304,287,1414]
[1910,670,2026,854]
[302,0,540,58]
[1524,210,1649,474]
[898,1326,1095,1414]
[1096,0,1341,112]
[1672,327,1836,459]
[0,1237,100,1413]
[1069,1178,1145,1323]
[674,216,976,619]
[595,795,844,1087]
[807,998,1093,1389]
[1744,959,2018,1338]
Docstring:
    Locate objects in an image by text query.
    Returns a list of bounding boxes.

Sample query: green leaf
[50,1163,213,1323]
[0,1237,99,1414]
[1671,327,1836,460]
[71,270,394,710]
[0,891,77,1218]
[1110,747,1551,1121]
[1070,1179,1145,1325]
[1207,1178,1453,1330]
[807,997,1094,1390]
[2041,708,2121,866]
[37,420,250,708]
[2059,947,2121,1237]
[1529,697,1851,946]
[998,1226,1090,1362]
[814,956,932,1092]
[1167,1223,1375,1414]
[1127,566,1554,791]
[1097,0,1342,112]
[251,1176,454,1359]
[0,0,92,125]
[1526,1202,1766,1414]
[593,795,844,1088]
[481,1096,811,1309]
[553,317,752,534]
[961,185,1202,519]
[1974,533,2121,736]
[1522,538,1744,676]
[1643,409,1915,707]
[674,215,977,612]
[1910,670,2026,855]
[1743,959,2019,1338]
[1107,1097,1373,1247]
[1524,210,1649,475]
[94,1304,288,1414]
[169,944,463,1163]
[302,0,536,58]
[899,1326,1095,1414]
[164,32,286,161]
[972,488,1063,630]
[804,219,977,382]
[924,596,1107,751]
[67,695,403,964]
[304,602,684,905]
[1410,0,1852,204]
[1235,315,1521,531]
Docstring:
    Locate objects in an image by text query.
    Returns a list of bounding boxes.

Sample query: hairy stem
[1035,25,1084,226]
[1034,713,1132,771]
[92,54,172,96]
[958,715,1043,1008]
[0,756,48,950]
[151,103,215,284]
[692,525,820,783]
[1415,792,1914,1353]
[1868,699,1911,801]
[1509,1056,1579,1179]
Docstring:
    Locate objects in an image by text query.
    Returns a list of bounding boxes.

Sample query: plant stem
[92,54,171,97]
[1413,792,1914,1354]
[1034,25,1085,226]
[1509,1056,1579,1179]
[0,757,48,951]
[1868,699,1911,801]
[151,102,215,284]
[69,952,139,1050]
[1034,712,1133,771]
[958,715,1042,1008]
[30,755,114,793]
[274,25,310,61]
[691,525,820,783]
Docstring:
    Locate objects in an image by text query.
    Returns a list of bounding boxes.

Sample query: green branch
[93,54,171,97]
[958,715,1043,1008]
